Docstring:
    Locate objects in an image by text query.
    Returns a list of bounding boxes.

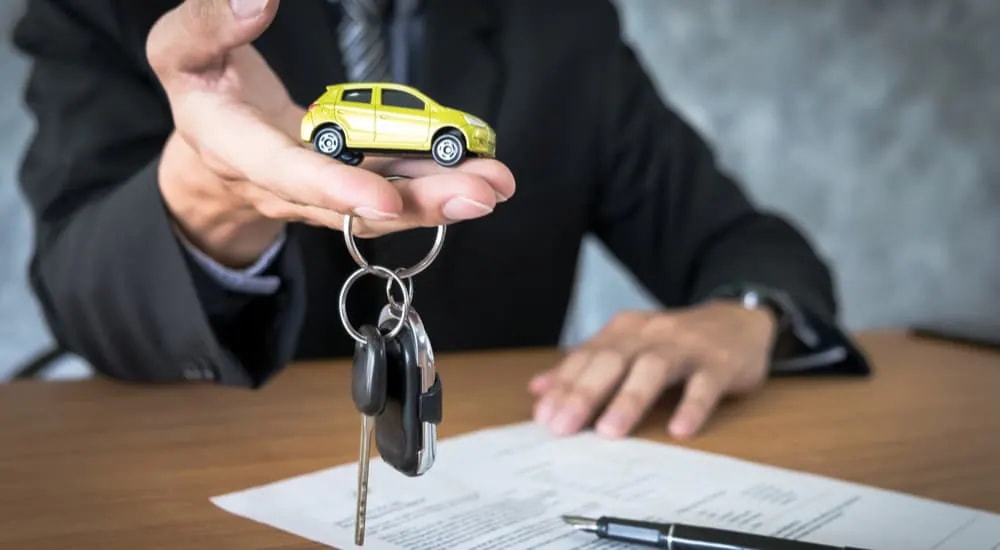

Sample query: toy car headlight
[464,115,487,128]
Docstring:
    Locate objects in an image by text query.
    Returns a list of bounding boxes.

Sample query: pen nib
[561,515,598,533]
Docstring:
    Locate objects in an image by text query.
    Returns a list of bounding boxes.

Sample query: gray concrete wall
[0,0,62,378]
[2,0,998,380]
[564,0,1000,344]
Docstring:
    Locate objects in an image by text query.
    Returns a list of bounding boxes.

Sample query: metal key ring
[342,175,447,279]
[385,268,414,309]
[338,264,411,343]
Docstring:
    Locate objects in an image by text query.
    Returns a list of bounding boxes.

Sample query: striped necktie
[336,0,392,82]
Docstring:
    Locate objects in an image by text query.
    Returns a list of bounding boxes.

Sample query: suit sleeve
[588,5,867,373]
[12,0,305,387]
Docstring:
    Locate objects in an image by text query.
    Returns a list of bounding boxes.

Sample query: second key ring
[342,175,447,280]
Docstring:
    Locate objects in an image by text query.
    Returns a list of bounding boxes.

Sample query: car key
[351,324,388,546]
[376,303,443,477]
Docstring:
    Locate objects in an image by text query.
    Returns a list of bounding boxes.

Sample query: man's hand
[529,301,777,439]
[147,0,515,267]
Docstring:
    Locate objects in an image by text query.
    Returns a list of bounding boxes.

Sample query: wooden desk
[1,330,998,549]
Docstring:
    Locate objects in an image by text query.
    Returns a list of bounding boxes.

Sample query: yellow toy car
[301,82,497,167]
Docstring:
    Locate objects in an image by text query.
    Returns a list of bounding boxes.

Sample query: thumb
[147,0,279,80]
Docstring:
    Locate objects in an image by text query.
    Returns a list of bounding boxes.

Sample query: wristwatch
[707,283,819,359]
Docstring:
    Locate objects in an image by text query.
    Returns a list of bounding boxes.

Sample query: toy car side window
[341,88,373,104]
[381,89,425,111]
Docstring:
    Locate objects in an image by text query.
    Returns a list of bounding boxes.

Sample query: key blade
[355,415,374,545]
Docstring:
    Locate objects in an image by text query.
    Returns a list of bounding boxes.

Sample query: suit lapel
[413,0,504,125]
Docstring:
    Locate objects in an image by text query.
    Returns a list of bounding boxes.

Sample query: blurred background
[1,0,997,380]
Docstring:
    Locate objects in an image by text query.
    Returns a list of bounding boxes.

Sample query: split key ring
[338,264,411,343]
[342,175,447,280]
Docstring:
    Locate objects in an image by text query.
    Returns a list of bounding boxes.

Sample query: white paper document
[211,422,1000,550]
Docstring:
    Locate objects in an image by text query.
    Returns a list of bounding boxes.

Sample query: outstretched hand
[147,0,515,266]
[529,301,777,439]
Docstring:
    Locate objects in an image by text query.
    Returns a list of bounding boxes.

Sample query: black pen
[561,515,872,550]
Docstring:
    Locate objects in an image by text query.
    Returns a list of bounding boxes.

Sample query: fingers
[396,173,498,221]
[337,157,516,236]
[183,97,405,219]
[668,369,726,439]
[532,312,645,433]
[147,0,279,80]
[594,347,690,438]
[369,157,517,202]
[531,350,589,425]
[534,321,653,435]
[528,369,555,395]
[527,306,770,441]
[230,180,349,228]
[541,350,632,435]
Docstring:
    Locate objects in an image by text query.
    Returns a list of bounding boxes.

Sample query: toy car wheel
[338,150,364,166]
[431,132,466,167]
[313,126,345,157]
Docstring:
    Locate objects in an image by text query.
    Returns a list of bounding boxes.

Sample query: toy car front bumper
[468,127,496,157]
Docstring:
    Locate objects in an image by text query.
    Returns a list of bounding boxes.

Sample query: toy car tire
[313,125,346,158]
[338,150,364,166]
[431,131,466,167]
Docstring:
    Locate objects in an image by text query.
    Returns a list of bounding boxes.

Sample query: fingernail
[353,206,398,221]
[669,417,691,438]
[231,0,267,19]
[596,412,628,437]
[534,401,555,424]
[495,191,508,203]
[551,411,580,435]
[442,197,493,221]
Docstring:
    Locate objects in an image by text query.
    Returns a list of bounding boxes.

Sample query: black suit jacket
[12,0,859,387]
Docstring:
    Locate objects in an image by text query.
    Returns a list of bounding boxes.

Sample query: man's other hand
[147,0,515,267]
[529,301,777,439]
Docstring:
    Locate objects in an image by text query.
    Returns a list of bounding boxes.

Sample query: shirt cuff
[704,282,852,374]
[173,226,285,295]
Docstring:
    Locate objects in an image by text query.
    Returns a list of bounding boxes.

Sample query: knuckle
[606,310,643,332]
[647,313,679,335]
[561,348,592,369]
[188,0,219,19]
[145,0,215,74]
[633,351,667,372]
[182,0,225,38]
[591,348,627,367]
[705,346,734,367]
[145,41,166,76]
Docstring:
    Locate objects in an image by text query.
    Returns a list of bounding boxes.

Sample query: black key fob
[375,305,442,477]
